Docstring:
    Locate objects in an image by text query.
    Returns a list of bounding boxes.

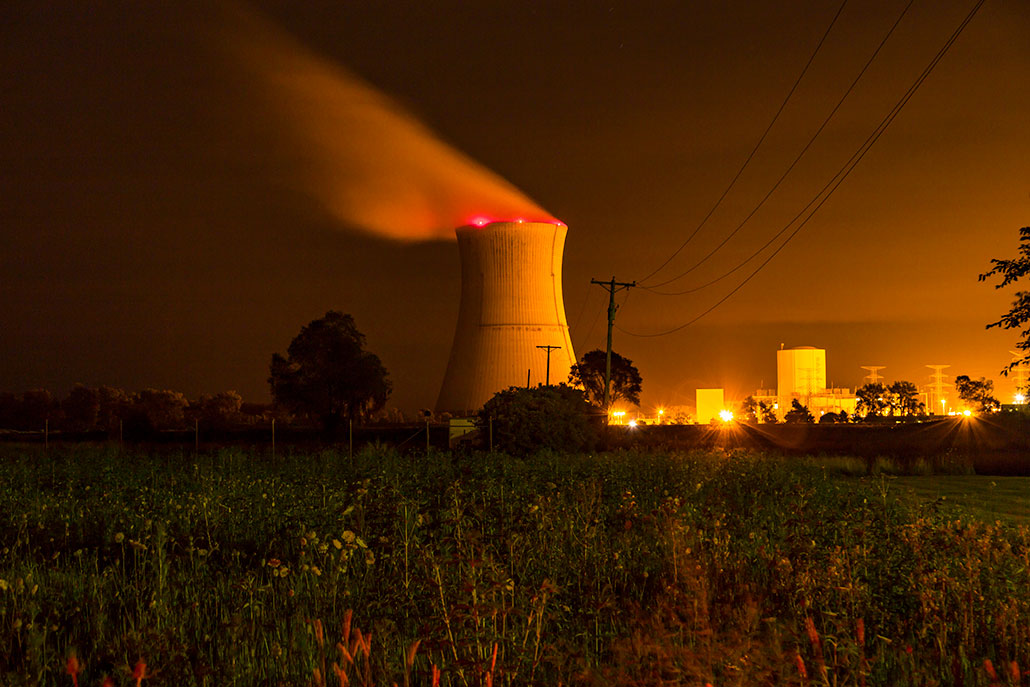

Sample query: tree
[739,396,759,423]
[62,385,101,431]
[981,226,1030,373]
[955,375,1000,413]
[886,381,924,417]
[478,384,598,455]
[568,349,642,409]
[97,386,132,433]
[269,311,391,430]
[191,391,244,429]
[758,401,778,424]
[783,399,814,424]
[130,389,189,431]
[856,383,888,418]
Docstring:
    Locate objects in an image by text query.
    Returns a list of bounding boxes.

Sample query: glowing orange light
[718,409,734,423]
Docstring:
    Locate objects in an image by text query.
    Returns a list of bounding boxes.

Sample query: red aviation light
[463,216,566,229]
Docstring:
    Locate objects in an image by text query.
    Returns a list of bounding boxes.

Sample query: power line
[636,0,849,286]
[620,0,987,338]
[642,0,914,292]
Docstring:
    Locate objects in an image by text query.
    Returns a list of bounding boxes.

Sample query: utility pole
[536,345,561,386]
[590,277,636,411]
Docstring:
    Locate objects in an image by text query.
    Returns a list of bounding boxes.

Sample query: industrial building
[768,345,856,419]
[695,388,725,425]
[435,220,576,414]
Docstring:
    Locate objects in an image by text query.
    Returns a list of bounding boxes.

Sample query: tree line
[737,374,1001,425]
[0,386,272,434]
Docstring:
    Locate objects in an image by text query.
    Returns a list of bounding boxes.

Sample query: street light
[940,399,946,415]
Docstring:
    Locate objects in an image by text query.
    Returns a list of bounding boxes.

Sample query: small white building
[696,388,725,425]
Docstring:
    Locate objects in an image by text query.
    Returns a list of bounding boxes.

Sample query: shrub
[477,384,598,455]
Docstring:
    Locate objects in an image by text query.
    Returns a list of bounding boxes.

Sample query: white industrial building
[774,345,856,419]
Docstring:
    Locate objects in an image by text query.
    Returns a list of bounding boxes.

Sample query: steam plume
[217,3,551,241]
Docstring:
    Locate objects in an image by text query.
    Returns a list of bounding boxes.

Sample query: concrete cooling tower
[435,220,576,414]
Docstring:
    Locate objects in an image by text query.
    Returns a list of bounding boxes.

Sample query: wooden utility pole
[535,345,561,386]
[590,277,636,411]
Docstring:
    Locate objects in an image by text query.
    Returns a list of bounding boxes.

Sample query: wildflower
[0,579,7,592]
[131,660,148,686]
[401,638,418,671]
[1010,662,1021,682]
[804,617,821,651]
[856,618,865,646]
[431,664,441,687]
[332,539,343,550]
[267,558,281,568]
[114,532,125,544]
[794,652,808,681]
[332,662,348,686]
[101,676,114,687]
[984,659,998,681]
[128,539,147,552]
[66,655,81,687]
[341,531,356,545]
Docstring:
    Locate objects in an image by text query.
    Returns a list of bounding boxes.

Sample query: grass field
[890,476,1030,526]
[0,445,1028,686]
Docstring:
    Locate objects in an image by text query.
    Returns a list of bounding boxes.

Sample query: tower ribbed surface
[435,221,576,413]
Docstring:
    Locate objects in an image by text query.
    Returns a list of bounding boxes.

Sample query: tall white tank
[777,346,826,415]
[435,220,576,413]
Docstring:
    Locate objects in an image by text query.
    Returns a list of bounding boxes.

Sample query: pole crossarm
[535,344,561,386]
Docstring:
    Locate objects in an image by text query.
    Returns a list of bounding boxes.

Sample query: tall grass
[0,445,1026,685]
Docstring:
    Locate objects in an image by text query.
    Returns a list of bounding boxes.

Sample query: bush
[478,384,598,455]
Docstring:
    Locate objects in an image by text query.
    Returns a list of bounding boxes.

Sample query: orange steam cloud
[216,3,552,241]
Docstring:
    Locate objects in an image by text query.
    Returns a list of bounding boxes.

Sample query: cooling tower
[435,220,576,413]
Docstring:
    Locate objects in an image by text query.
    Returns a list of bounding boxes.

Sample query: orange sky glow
[1,0,1028,412]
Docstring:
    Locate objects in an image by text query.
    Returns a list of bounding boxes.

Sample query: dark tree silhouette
[759,401,778,424]
[739,396,759,423]
[886,381,924,416]
[62,385,101,431]
[783,399,814,424]
[856,383,888,418]
[955,375,1000,413]
[269,311,390,430]
[981,226,1030,373]
[568,349,642,409]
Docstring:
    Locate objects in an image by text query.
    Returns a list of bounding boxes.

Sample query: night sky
[2,0,1028,413]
